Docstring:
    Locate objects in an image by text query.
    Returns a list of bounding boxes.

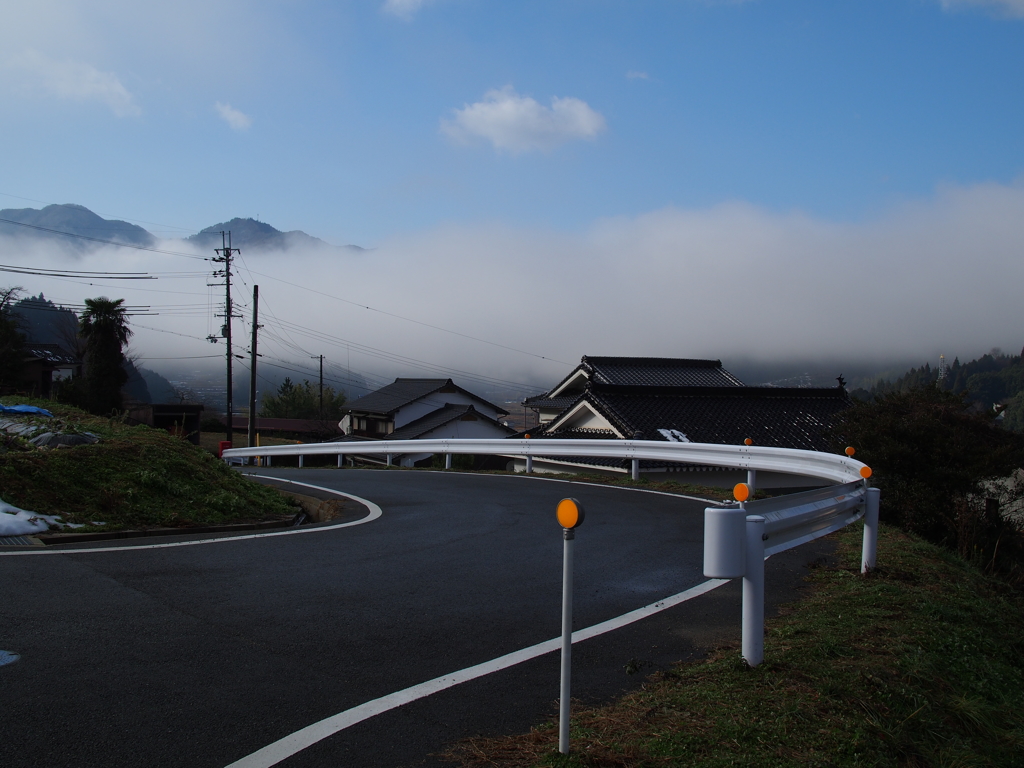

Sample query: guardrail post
[742,514,766,667]
[526,455,533,473]
[338,453,343,468]
[631,458,639,481]
[386,453,392,467]
[266,455,272,467]
[445,453,452,470]
[298,455,304,468]
[746,469,757,492]
[862,487,880,574]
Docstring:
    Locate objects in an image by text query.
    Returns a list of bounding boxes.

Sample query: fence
[222,437,878,666]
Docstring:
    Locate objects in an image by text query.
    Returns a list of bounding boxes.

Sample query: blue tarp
[0,405,53,417]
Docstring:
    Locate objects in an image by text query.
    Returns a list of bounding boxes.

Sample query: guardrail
[222,437,878,667]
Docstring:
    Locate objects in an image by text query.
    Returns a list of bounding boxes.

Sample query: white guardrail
[222,438,880,667]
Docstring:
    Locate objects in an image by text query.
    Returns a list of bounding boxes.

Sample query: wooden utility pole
[313,354,324,418]
[248,285,259,449]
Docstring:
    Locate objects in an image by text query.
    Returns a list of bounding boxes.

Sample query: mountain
[187,217,365,253]
[0,204,364,254]
[0,204,155,249]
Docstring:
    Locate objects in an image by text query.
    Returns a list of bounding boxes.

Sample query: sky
[1,0,1023,396]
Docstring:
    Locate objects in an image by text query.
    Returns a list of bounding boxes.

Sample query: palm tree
[80,297,132,415]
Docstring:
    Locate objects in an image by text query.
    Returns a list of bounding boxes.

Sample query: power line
[243,268,571,367]
[0,217,210,261]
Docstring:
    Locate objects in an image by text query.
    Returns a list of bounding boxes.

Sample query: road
[0,468,833,768]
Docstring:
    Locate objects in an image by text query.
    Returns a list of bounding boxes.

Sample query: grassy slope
[445,524,1024,768]
[0,398,296,530]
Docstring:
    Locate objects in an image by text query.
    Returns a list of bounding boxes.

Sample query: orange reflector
[845,446,856,457]
[744,438,753,446]
[524,433,531,439]
[557,498,585,529]
[733,482,750,502]
[860,466,872,479]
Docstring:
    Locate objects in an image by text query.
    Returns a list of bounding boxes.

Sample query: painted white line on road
[0,477,381,557]
[223,577,730,768]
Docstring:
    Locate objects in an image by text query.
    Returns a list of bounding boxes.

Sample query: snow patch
[657,428,690,443]
[0,498,66,536]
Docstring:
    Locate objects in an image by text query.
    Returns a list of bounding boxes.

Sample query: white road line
[223,577,730,768]
[0,477,381,556]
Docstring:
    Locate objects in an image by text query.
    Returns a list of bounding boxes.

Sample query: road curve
[0,468,831,768]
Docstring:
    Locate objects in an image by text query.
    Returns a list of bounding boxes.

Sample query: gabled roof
[387,403,515,441]
[343,378,508,417]
[543,355,744,400]
[537,386,849,452]
[23,343,79,366]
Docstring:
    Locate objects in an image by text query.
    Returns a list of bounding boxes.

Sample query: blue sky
[1,0,1023,387]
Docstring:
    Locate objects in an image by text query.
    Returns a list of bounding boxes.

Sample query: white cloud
[442,86,606,153]
[626,70,650,80]
[8,49,139,117]
[938,0,1024,17]
[382,0,434,21]
[215,102,252,131]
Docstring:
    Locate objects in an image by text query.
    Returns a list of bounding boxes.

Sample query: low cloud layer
[442,86,606,153]
[4,179,1023,392]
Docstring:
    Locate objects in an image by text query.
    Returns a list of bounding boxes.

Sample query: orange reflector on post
[845,446,856,457]
[744,438,753,446]
[860,466,872,479]
[557,498,585,529]
[733,482,750,502]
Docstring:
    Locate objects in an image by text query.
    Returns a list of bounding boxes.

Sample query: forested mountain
[0,204,155,249]
[850,348,1024,432]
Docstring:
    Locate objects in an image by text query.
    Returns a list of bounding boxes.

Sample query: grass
[442,524,1024,768]
[1,397,298,530]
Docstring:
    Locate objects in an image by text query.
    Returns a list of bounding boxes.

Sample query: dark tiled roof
[582,356,745,388]
[387,404,515,441]
[523,393,577,410]
[24,343,78,365]
[343,378,508,417]
[548,386,849,452]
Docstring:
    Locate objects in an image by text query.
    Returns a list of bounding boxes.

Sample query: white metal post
[862,487,880,574]
[742,514,766,667]
[266,455,271,467]
[445,453,452,469]
[298,455,304,468]
[526,455,533,473]
[386,453,392,466]
[631,458,639,481]
[559,527,575,754]
[338,453,343,468]
[746,469,757,493]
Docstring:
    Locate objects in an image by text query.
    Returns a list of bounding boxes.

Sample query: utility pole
[311,354,324,418]
[248,285,259,449]
[213,231,241,446]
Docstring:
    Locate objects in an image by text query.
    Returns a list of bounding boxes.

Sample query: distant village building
[519,356,851,488]
[336,378,515,467]
[21,343,81,398]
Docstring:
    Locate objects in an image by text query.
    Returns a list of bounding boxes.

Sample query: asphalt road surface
[0,468,835,768]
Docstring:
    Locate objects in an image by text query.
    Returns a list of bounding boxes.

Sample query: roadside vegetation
[0,397,297,531]
[443,523,1024,767]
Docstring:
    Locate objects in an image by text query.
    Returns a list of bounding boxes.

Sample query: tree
[833,386,1024,582]
[0,286,26,391]
[79,296,132,415]
[259,377,346,421]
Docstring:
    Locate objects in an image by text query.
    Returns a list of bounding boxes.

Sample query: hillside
[0,203,154,249]
[0,397,296,531]
[0,203,364,254]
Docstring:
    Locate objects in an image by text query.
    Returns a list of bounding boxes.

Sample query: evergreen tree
[259,377,346,421]
[80,297,132,415]
[0,286,26,391]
